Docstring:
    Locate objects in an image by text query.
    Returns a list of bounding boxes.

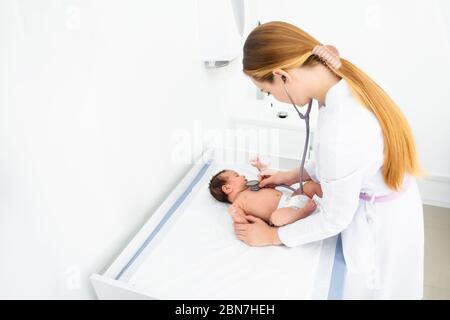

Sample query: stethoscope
[246,74,313,196]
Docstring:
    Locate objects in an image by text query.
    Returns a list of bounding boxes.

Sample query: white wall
[0,0,258,299]
[257,0,450,206]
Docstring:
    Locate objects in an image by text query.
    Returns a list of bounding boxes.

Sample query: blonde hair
[243,21,423,191]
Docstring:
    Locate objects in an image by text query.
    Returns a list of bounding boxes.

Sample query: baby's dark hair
[208,170,231,203]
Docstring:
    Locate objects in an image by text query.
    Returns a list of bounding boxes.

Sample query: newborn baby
[208,157,323,227]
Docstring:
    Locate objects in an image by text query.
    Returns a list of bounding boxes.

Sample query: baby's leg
[270,200,316,227]
[303,180,323,198]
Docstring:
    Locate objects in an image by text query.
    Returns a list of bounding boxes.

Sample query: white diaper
[277,194,310,210]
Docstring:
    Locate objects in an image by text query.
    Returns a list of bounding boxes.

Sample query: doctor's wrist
[283,169,298,186]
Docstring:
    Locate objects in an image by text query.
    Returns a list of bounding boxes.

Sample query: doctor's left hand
[233,215,282,246]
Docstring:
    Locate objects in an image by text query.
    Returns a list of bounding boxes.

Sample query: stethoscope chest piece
[246,180,260,191]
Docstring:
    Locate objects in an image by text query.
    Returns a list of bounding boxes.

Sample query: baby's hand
[227,205,249,223]
[249,155,269,172]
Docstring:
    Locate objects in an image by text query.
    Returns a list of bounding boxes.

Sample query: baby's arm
[249,155,269,172]
[227,202,250,223]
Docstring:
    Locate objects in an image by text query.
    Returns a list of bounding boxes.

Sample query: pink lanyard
[359,176,411,204]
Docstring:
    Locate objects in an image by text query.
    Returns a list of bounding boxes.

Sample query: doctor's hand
[258,170,291,188]
[233,215,282,246]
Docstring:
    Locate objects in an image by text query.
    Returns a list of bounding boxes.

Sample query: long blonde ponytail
[243,21,423,191]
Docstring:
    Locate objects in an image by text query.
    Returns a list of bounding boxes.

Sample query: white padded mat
[123,160,336,299]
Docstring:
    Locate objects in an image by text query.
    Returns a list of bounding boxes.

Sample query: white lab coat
[277,78,424,299]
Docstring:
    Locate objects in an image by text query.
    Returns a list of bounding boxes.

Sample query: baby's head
[208,170,248,203]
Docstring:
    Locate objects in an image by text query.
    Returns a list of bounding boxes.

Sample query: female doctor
[234,21,424,299]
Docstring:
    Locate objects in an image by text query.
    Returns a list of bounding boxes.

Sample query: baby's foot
[302,199,317,216]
